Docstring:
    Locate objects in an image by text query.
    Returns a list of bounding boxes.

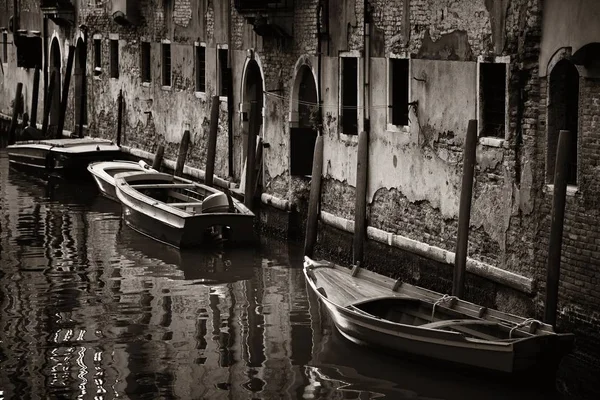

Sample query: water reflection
[0,149,566,400]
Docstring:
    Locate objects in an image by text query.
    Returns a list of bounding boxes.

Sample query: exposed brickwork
[174,0,192,27]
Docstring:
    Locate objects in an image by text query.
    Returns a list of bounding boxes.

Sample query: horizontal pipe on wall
[260,193,293,212]
[120,145,234,191]
[320,210,533,294]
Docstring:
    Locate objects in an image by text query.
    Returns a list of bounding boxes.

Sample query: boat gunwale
[115,172,254,219]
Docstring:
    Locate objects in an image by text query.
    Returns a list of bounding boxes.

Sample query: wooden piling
[152,145,165,171]
[8,82,23,145]
[353,130,369,266]
[30,66,40,127]
[205,95,220,187]
[116,89,123,146]
[41,70,56,138]
[56,45,75,138]
[78,69,86,138]
[544,129,571,327]
[244,102,259,209]
[174,130,191,177]
[304,135,324,258]
[452,119,478,298]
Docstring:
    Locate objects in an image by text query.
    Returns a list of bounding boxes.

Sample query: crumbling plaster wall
[230,0,320,200]
[319,0,540,275]
[81,0,230,178]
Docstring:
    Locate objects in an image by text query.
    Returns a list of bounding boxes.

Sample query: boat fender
[45,152,55,171]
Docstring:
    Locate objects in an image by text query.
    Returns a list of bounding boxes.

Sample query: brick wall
[535,75,600,364]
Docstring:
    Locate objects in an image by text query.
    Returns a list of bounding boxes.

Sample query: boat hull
[8,138,121,180]
[304,258,574,375]
[320,297,567,373]
[116,172,255,248]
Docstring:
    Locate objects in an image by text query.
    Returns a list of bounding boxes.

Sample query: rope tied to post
[431,294,459,321]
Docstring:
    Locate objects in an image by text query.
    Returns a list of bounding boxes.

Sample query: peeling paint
[417,29,474,61]
[484,0,510,55]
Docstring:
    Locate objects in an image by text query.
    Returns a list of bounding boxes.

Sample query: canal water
[0,150,567,399]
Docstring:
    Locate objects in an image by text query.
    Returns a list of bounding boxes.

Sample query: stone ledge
[320,210,534,294]
[260,193,293,212]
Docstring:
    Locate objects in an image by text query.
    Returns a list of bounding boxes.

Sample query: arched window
[548,59,579,185]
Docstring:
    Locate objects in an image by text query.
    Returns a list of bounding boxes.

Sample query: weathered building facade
[1,0,600,392]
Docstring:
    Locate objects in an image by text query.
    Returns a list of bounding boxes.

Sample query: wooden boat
[88,160,159,201]
[304,256,574,374]
[115,171,255,248]
[7,137,121,179]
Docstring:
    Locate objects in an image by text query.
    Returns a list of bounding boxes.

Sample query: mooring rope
[509,318,542,338]
[431,294,459,321]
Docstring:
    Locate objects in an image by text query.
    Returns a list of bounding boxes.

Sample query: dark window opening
[141,42,151,83]
[218,48,229,97]
[290,128,318,176]
[390,58,409,126]
[196,45,205,92]
[110,39,119,78]
[547,59,579,185]
[93,39,101,75]
[162,43,171,86]
[2,32,7,63]
[16,35,42,68]
[480,63,506,138]
[341,57,358,135]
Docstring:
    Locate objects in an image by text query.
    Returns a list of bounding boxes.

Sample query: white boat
[7,137,121,179]
[304,256,574,374]
[88,160,158,201]
[115,171,255,248]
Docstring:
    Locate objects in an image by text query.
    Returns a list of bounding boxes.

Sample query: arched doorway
[547,59,579,185]
[74,38,87,136]
[290,64,318,176]
[49,38,61,136]
[241,59,264,182]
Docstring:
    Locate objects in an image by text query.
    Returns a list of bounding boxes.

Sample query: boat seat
[169,202,204,208]
[421,319,499,329]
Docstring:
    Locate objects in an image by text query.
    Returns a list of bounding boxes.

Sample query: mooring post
[353,130,369,266]
[78,70,87,138]
[8,82,23,145]
[30,66,40,128]
[452,119,478,298]
[244,102,259,209]
[41,71,56,138]
[175,130,191,177]
[116,89,123,146]
[56,45,75,138]
[304,135,324,257]
[152,145,165,171]
[544,129,571,327]
[205,95,220,187]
